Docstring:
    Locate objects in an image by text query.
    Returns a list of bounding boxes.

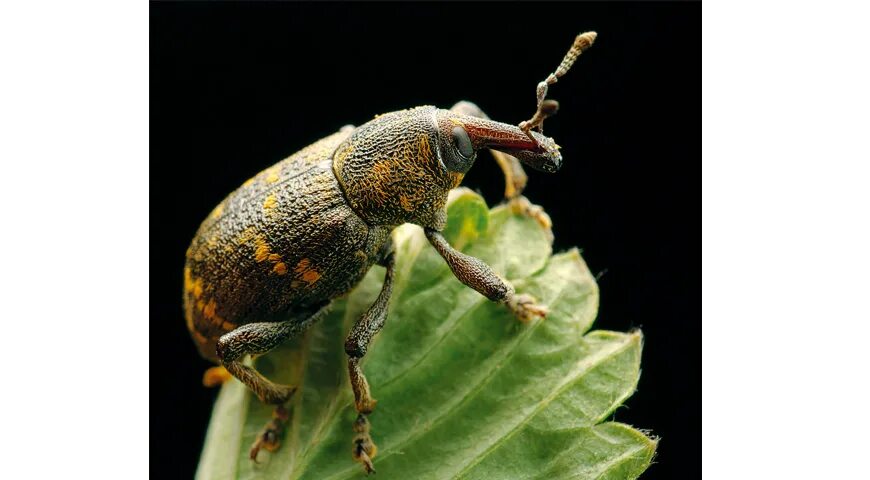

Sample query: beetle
[183,32,596,474]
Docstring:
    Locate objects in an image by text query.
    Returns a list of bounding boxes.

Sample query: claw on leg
[352,414,378,474]
[250,405,290,462]
[507,292,548,323]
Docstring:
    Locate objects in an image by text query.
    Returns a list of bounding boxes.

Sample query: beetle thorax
[332,106,463,229]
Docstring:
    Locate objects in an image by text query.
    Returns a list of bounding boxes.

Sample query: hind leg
[215,304,329,460]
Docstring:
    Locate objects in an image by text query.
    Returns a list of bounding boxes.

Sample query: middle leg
[344,239,396,474]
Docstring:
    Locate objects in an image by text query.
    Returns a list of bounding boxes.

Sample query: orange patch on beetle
[294,258,312,273]
[273,262,288,275]
[202,366,232,387]
[192,279,204,299]
[302,270,321,285]
[202,298,218,319]
[292,258,321,286]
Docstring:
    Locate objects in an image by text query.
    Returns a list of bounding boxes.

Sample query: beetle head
[432,109,562,174]
[332,106,562,230]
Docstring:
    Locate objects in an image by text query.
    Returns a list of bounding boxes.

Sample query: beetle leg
[215,305,328,461]
[450,101,553,238]
[344,240,396,474]
[425,228,548,322]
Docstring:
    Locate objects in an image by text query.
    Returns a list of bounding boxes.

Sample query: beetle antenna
[519,31,597,141]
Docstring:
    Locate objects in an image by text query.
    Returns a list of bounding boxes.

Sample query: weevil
[184,32,597,473]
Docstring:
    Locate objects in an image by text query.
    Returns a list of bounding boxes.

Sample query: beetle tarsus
[352,413,378,474]
[249,404,290,462]
[506,292,549,323]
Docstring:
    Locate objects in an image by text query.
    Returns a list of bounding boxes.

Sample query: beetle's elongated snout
[460,116,563,173]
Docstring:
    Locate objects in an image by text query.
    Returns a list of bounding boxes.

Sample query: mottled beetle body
[184,107,559,360]
[184,32,596,474]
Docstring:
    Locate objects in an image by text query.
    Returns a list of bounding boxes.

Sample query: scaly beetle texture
[183,32,597,474]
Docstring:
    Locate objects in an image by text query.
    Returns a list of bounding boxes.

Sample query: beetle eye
[452,126,474,159]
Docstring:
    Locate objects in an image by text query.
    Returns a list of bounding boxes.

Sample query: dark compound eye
[452,126,474,159]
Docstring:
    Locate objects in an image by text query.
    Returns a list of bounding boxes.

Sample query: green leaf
[197,188,657,480]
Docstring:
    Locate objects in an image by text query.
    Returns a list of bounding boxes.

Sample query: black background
[151,2,698,479]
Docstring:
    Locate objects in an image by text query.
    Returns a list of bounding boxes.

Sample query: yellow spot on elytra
[207,236,218,248]
[449,117,465,127]
[184,267,193,291]
[254,236,271,263]
[263,193,278,211]
[273,262,288,275]
[265,166,281,183]
[268,253,282,262]
[255,244,270,262]
[210,202,225,219]
[202,366,231,387]
[243,177,255,187]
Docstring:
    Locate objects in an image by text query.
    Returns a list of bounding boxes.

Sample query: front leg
[424,228,547,322]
